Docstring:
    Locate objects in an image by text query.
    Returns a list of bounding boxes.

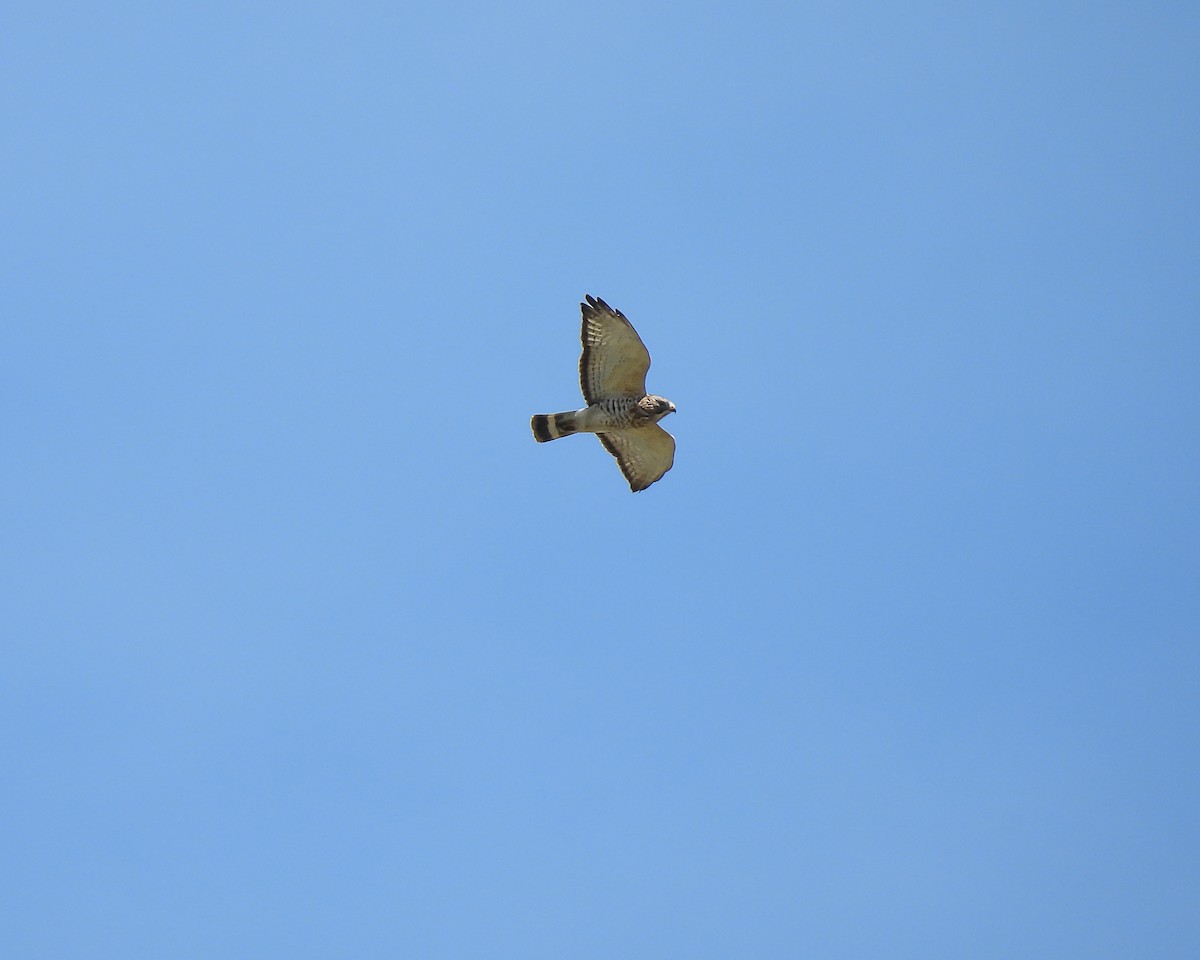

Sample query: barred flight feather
[530,412,579,442]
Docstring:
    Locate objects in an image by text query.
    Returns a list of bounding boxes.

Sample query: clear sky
[4,2,1198,957]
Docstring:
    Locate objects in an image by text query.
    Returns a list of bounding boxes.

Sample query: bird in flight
[531,295,676,492]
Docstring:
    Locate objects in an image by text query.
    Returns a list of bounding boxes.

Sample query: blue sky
[4,2,1198,956]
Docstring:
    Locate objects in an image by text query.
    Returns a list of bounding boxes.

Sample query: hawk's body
[531,296,676,492]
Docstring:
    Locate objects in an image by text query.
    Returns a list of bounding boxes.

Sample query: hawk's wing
[597,425,676,492]
[579,295,651,404]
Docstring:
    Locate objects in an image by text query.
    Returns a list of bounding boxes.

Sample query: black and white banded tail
[530,411,580,442]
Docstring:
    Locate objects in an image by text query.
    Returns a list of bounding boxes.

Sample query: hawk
[531,295,676,492]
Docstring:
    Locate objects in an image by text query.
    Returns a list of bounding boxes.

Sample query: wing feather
[596,425,675,492]
[579,295,651,404]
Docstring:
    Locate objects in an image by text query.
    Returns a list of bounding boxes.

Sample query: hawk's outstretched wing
[579,295,651,404]
[597,425,676,492]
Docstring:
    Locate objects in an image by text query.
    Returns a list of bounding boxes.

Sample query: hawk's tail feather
[531,411,579,442]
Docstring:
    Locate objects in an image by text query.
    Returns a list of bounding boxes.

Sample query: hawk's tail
[531,411,580,442]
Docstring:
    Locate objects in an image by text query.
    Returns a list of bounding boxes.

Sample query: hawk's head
[639,395,677,422]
